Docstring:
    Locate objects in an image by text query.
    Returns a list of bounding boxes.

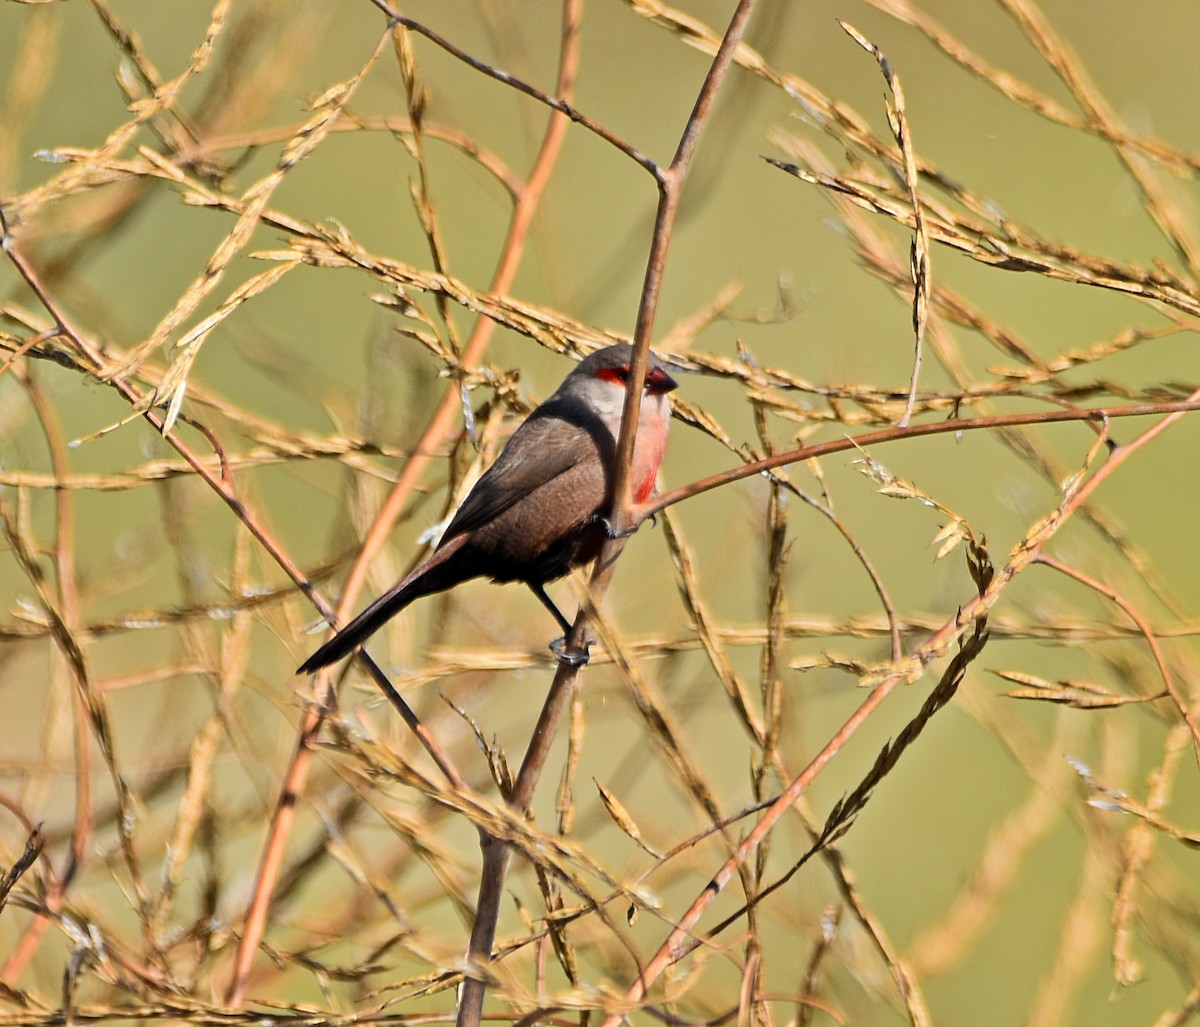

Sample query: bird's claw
[549,635,594,667]
[589,514,637,540]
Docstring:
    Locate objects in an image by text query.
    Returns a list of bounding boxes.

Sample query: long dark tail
[296,534,470,674]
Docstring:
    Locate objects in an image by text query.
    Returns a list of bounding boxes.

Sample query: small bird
[298,344,677,673]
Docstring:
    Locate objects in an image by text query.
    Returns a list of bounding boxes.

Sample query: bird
[297,344,677,674]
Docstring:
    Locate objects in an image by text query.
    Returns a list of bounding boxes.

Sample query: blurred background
[2,1,1199,1024]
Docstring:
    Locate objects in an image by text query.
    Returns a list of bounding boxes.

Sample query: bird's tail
[296,534,469,674]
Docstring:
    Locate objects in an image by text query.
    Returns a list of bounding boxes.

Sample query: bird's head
[569,344,678,400]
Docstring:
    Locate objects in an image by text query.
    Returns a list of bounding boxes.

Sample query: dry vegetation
[2,2,1200,1026]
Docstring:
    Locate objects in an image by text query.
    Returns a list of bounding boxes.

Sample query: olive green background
[2,2,1199,1025]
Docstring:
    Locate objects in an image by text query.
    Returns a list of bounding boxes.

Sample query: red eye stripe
[595,366,630,385]
[595,364,678,393]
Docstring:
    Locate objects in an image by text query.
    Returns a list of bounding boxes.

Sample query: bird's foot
[588,514,638,540]
[549,635,594,667]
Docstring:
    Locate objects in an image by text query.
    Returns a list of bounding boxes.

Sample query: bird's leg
[529,582,572,633]
[528,582,593,666]
[587,512,639,539]
[549,636,590,667]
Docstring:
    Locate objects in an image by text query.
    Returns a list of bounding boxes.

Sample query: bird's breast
[631,396,671,503]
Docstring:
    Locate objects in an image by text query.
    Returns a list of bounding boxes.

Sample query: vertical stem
[455,2,760,1024]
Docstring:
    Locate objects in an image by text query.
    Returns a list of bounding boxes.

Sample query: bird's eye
[595,365,633,386]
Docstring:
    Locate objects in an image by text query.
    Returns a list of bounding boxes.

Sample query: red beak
[646,366,678,395]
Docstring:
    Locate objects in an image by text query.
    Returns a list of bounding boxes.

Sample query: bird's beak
[646,366,678,395]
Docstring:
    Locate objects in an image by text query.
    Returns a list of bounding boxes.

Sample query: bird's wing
[440,401,609,540]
